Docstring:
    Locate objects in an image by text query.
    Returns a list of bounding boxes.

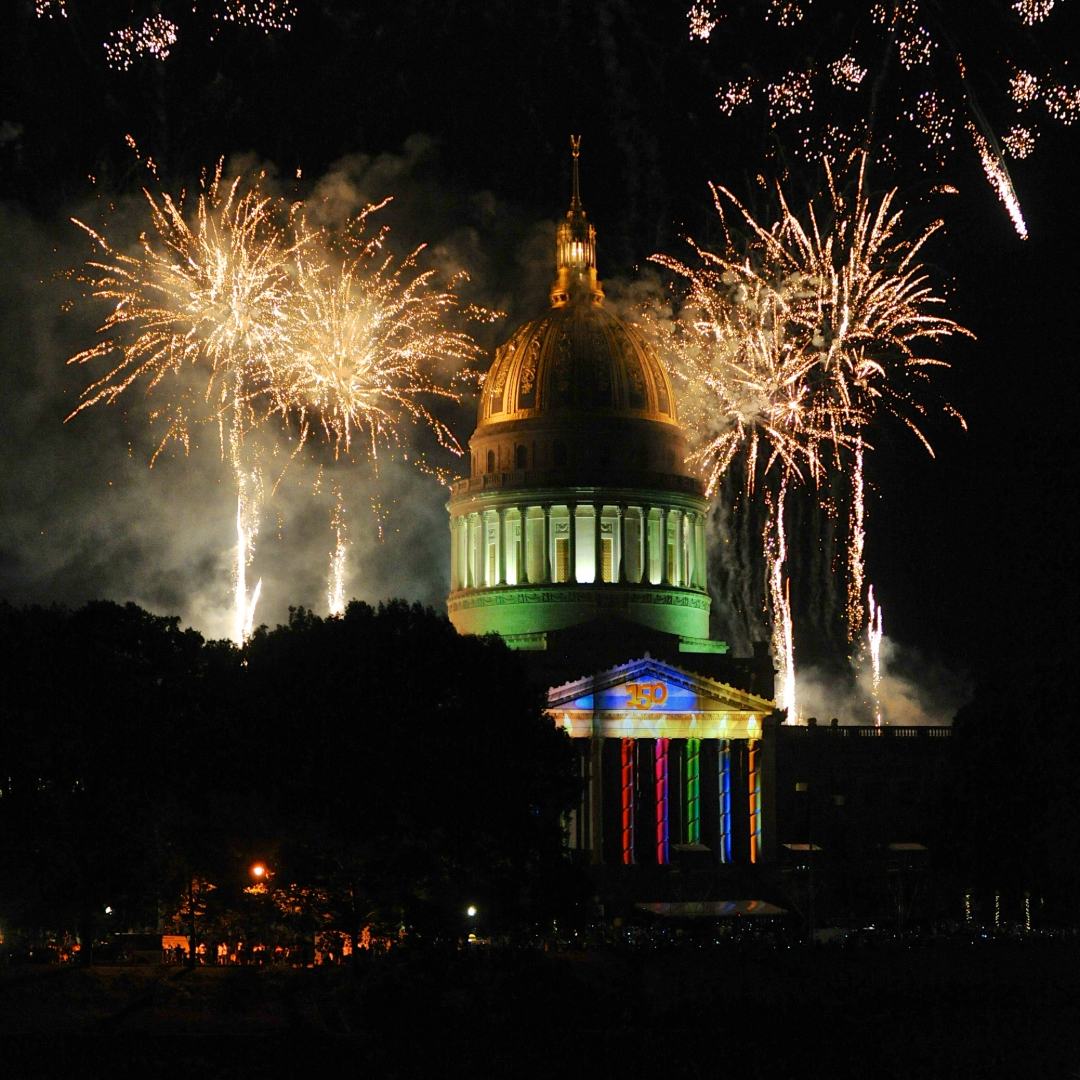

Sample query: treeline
[0,599,581,951]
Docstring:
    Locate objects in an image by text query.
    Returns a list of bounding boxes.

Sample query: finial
[570,134,582,210]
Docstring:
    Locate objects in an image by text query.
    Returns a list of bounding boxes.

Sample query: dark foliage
[0,598,580,945]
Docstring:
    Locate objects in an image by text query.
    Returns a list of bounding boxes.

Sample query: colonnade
[565,736,763,867]
[449,502,708,592]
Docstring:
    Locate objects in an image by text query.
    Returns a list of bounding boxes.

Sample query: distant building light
[795,781,808,792]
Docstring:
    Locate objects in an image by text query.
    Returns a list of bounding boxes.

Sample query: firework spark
[104,15,179,69]
[1003,125,1038,158]
[829,55,868,89]
[687,4,720,40]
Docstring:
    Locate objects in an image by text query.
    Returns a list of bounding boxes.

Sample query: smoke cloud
[796,635,973,726]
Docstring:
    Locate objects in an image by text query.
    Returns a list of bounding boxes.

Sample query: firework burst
[68,161,307,641]
[278,214,483,608]
[646,154,972,715]
[67,161,481,637]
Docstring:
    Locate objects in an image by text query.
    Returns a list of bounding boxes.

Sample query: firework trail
[847,438,867,639]
[327,482,348,617]
[867,583,884,726]
[765,483,797,720]
[647,153,970,714]
[689,0,1078,235]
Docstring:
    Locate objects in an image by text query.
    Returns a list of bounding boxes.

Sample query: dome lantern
[551,135,603,307]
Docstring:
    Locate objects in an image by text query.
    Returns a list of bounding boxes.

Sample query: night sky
[1,1,1076,710]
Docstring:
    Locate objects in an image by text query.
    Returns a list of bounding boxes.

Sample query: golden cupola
[446,138,713,648]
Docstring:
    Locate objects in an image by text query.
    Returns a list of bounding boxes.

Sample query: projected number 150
[625,682,668,710]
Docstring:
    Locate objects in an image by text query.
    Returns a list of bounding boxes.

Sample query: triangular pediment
[548,656,774,740]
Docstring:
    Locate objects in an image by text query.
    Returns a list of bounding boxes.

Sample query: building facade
[446,144,951,917]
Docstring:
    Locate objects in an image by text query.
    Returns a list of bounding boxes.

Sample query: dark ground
[2,943,1077,1078]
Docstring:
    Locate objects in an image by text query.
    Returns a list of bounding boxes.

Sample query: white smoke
[796,635,972,726]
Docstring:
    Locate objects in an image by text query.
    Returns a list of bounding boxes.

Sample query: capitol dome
[447,139,712,646]
[477,301,678,428]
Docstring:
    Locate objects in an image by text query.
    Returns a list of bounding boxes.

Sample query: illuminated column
[461,518,470,588]
[655,738,670,865]
[695,513,707,589]
[719,739,732,864]
[449,518,459,591]
[642,506,652,583]
[542,505,551,582]
[686,738,701,845]
[621,739,635,865]
[494,509,503,587]
[748,739,762,865]
[615,505,625,583]
[656,509,665,587]
[468,513,480,588]
[673,509,682,587]
[594,503,602,583]
[569,503,578,582]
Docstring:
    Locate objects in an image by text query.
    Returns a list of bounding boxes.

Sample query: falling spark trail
[766,483,797,721]
[848,440,867,640]
[967,123,1029,238]
[327,482,348,617]
[867,584,884,726]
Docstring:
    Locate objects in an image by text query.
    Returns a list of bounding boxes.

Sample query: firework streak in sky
[647,154,972,718]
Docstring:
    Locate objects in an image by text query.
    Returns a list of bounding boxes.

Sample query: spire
[570,134,582,212]
[551,134,603,307]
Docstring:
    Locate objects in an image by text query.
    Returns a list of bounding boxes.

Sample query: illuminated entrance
[550,657,777,868]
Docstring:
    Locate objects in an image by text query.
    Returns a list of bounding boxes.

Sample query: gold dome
[478,137,677,429]
[477,303,678,427]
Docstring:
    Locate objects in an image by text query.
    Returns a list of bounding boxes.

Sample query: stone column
[595,504,603,583]
[497,508,506,585]
[542,505,551,583]
[518,505,527,586]
[589,736,604,865]
[449,517,458,591]
[697,512,707,589]
[569,504,577,583]
[616,505,626,583]
[660,508,670,585]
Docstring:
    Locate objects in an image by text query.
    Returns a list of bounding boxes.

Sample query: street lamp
[466,906,477,918]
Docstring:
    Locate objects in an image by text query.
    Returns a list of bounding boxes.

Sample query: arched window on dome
[487,449,495,474]
[515,445,527,471]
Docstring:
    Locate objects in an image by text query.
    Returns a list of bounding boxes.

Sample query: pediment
[548,655,775,740]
